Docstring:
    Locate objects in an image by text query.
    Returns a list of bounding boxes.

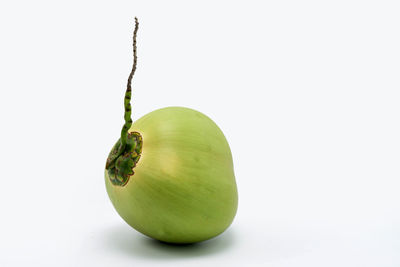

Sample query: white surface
[1,0,399,266]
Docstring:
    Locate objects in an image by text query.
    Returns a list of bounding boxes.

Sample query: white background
[0,0,399,266]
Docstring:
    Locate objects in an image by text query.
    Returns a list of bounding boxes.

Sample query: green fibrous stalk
[105,17,142,186]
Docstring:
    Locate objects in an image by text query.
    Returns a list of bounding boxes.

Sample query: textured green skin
[105,106,238,244]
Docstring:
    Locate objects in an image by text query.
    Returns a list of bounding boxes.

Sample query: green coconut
[105,18,238,244]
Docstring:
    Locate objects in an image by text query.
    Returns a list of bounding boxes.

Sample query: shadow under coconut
[101,224,236,259]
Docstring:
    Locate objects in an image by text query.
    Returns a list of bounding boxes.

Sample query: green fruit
[105,18,238,244]
[106,107,238,243]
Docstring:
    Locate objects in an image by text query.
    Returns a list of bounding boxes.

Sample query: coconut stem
[106,17,143,186]
[120,17,139,149]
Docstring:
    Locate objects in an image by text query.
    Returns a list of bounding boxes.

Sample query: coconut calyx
[106,131,143,186]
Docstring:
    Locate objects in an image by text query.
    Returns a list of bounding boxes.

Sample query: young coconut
[105,18,238,244]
